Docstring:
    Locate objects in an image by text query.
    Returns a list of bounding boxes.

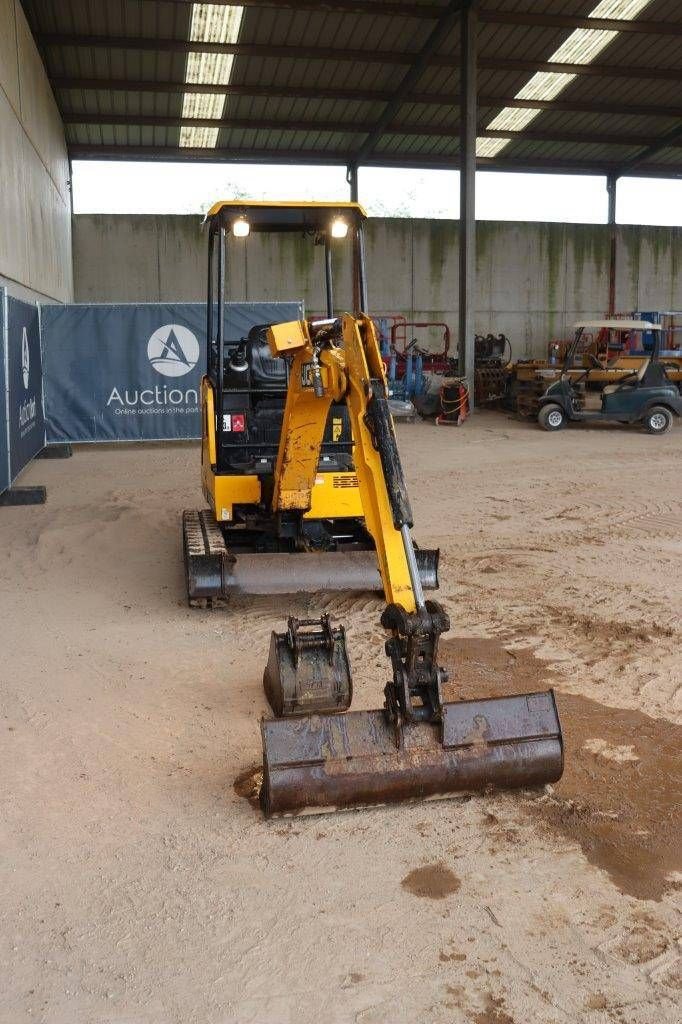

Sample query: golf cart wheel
[643,406,673,435]
[538,404,566,431]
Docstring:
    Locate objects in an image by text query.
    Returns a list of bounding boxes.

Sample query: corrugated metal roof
[18,0,682,176]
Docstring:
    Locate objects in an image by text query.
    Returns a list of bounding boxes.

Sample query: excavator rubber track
[183,509,233,608]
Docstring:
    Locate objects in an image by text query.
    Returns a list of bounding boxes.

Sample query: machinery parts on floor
[377,322,454,404]
[436,377,470,426]
[183,202,440,606]
[612,310,682,360]
[391,322,453,372]
[263,614,352,717]
[474,333,512,406]
[475,365,509,406]
[538,320,682,434]
[475,332,511,366]
[514,369,558,418]
[387,398,418,421]
[249,303,562,817]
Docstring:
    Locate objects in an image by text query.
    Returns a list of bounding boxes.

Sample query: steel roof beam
[37,17,682,60]
[135,0,447,14]
[481,96,682,119]
[353,0,460,163]
[129,2,682,33]
[618,122,682,172]
[479,10,682,36]
[38,33,682,74]
[66,144,682,178]
[36,34,423,62]
[487,57,682,83]
[59,112,681,149]
[50,56,682,90]
[58,94,682,119]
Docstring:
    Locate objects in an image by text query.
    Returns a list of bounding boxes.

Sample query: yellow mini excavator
[185,201,563,817]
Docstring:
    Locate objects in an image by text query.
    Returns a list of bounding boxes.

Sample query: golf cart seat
[603,358,650,395]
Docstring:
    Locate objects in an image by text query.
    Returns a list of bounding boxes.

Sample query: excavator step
[182,509,440,605]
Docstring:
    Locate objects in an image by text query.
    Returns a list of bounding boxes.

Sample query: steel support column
[347,163,359,201]
[607,174,618,316]
[458,1,477,403]
[348,164,360,311]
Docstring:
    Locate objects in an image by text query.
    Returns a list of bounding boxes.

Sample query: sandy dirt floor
[1,411,680,1024]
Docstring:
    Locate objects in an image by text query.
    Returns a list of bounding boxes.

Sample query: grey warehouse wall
[72,215,682,358]
[0,0,73,303]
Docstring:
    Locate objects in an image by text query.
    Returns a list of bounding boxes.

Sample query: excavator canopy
[204,200,368,233]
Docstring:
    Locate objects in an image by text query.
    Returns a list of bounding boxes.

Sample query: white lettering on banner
[107,386,199,409]
[19,396,36,429]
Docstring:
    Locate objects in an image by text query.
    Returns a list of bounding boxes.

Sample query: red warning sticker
[232,413,246,433]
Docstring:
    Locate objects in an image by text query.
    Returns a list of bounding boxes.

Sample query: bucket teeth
[260,691,563,817]
[263,614,353,718]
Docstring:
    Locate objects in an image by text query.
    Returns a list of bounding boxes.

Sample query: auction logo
[21,327,30,389]
[147,324,200,378]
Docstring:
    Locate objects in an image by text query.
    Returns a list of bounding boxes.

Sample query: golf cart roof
[573,319,662,331]
[204,200,367,232]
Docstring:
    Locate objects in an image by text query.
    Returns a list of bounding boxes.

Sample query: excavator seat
[218,325,353,472]
[246,329,288,390]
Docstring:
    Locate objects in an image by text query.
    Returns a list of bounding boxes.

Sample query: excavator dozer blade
[260,691,563,817]
[183,510,439,604]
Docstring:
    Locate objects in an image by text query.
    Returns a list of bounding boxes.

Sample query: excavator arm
[263,315,452,733]
[268,314,415,609]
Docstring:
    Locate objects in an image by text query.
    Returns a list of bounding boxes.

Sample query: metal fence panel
[41,302,302,443]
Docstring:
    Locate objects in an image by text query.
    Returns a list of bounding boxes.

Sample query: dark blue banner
[41,302,302,443]
[0,290,9,492]
[7,296,45,483]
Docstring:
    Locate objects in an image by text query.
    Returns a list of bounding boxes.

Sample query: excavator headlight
[232,216,250,238]
[330,217,348,239]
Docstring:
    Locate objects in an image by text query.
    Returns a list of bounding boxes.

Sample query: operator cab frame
[204,201,369,472]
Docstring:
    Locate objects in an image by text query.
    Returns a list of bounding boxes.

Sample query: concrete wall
[72,215,682,357]
[0,0,72,303]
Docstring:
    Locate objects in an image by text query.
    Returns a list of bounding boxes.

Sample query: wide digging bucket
[260,691,563,817]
